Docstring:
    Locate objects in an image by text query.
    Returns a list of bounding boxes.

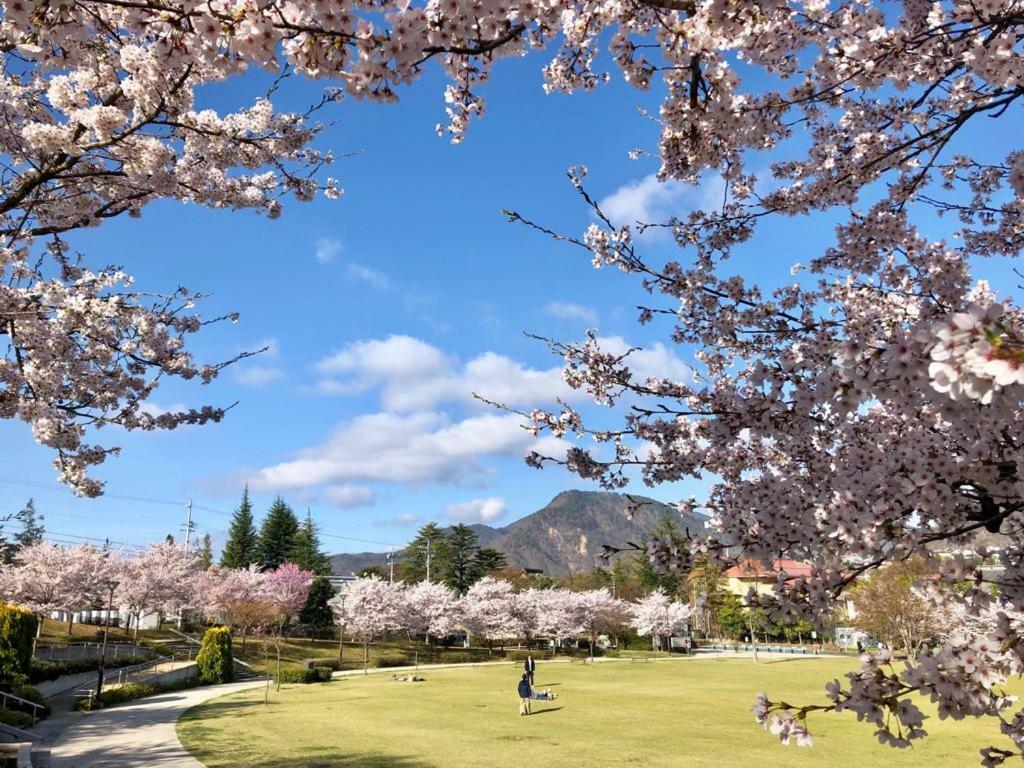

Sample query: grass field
[177,657,1008,768]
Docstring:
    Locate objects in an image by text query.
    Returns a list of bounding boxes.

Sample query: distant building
[723,558,813,597]
[520,568,544,578]
[326,573,357,593]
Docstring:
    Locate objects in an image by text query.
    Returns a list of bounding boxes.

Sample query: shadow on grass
[528,707,564,716]
[218,752,439,768]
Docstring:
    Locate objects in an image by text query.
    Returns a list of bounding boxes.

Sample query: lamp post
[95,579,120,705]
[336,591,346,664]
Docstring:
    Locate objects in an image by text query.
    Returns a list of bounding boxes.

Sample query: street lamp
[95,579,120,705]
[336,591,347,664]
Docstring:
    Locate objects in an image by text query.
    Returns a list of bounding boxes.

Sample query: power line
[0,477,400,549]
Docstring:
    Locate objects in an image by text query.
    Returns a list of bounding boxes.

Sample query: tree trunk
[338,625,344,664]
[67,613,74,637]
[275,625,283,692]
[363,641,369,675]
[264,641,271,705]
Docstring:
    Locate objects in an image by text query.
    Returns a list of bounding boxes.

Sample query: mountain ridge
[328,490,711,576]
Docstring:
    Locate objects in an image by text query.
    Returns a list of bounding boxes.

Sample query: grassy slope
[235,636,529,675]
[178,657,1008,768]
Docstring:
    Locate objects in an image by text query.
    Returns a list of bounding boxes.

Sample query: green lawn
[178,657,1008,768]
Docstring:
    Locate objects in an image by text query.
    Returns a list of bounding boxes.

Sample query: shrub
[0,710,32,728]
[196,627,233,684]
[73,675,203,711]
[29,654,151,684]
[437,652,477,664]
[308,658,342,671]
[276,666,333,684]
[372,654,409,669]
[0,604,36,679]
[11,683,49,717]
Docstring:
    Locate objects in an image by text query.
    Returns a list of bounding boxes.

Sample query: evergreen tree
[401,522,449,582]
[13,499,44,550]
[200,533,213,570]
[289,511,330,574]
[471,547,507,578]
[299,576,335,638]
[220,486,259,568]
[440,524,479,595]
[165,534,175,545]
[633,511,687,596]
[256,497,299,570]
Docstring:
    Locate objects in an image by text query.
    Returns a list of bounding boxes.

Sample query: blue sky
[2,53,1019,558]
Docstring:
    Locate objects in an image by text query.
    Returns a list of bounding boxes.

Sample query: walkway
[47,651,842,767]
[48,681,264,768]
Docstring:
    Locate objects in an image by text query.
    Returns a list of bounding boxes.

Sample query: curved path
[48,681,264,768]
[48,651,839,767]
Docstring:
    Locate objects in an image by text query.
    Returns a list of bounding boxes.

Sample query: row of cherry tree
[0,539,314,641]
[329,575,692,671]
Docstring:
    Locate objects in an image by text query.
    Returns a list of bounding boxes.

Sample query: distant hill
[328,490,712,576]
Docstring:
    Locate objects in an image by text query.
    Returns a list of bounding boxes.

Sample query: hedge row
[276,666,333,684]
[28,654,152,684]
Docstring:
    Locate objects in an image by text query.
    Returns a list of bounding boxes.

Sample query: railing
[35,641,149,661]
[0,690,45,726]
[70,649,196,705]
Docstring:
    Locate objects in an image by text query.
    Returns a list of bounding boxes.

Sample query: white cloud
[345,262,391,289]
[138,402,187,417]
[596,335,693,384]
[247,411,535,491]
[315,237,342,264]
[314,335,571,412]
[446,497,507,524]
[545,301,598,326]
[376,513,421,528]
[234,365,285,389]
[600,174,725,237]
[323,484,377,509]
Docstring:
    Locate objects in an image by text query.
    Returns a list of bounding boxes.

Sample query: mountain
[327,490,712,576]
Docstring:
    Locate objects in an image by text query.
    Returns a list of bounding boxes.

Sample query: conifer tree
[200,533,214,570]
[288,511,329,575]
[256,497,299,571]
[440,524,479,595]
[14,499,44,550]
[401,522,448,582]
[221,486,259,568]
[299,575,335,639]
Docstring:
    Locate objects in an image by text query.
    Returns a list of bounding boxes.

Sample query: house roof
[723,558,813,580]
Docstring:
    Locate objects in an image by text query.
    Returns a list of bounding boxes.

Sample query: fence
[34,642,151,661]
[70,649,197,705]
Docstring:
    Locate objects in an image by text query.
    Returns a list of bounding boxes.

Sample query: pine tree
[401,522,449,582]
[440,524,479,595]
[633,511,686,596]
[257,497,299,570]
[289,511,329,574]
[200,533,214,570]
[221,486,259,568]
[13,499,44,550]
[299,575,335,638]
[471,547,507,578]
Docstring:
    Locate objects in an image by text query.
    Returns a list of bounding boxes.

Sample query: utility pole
[182,499,193,554]
[388,546,395,584]
[178,499,192,630]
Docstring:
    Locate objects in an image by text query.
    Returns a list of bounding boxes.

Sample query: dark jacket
[517,679,531,698]
[524,658,535,673]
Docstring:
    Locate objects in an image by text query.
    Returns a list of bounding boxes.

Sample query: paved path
[47,651,845,767]
[48,681,264,768]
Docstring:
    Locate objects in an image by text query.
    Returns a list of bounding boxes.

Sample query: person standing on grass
[518,673,532,716]
[524,653,536,685]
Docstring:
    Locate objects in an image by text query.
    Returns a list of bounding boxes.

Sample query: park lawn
[178,657,1009,768]
[38,617,180,645]
[235,636,514,675]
